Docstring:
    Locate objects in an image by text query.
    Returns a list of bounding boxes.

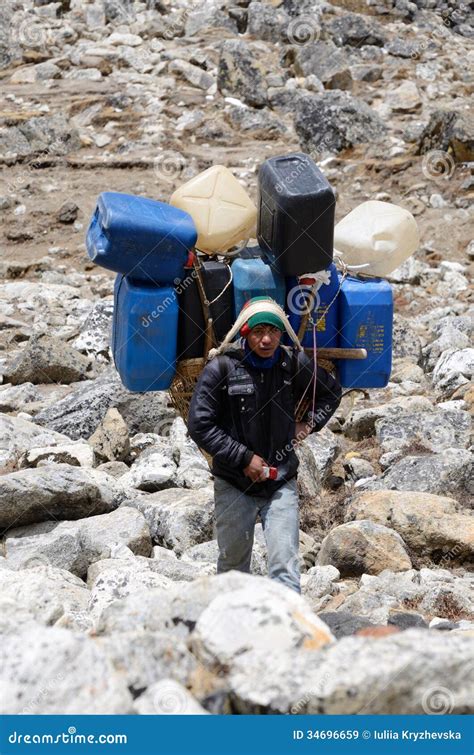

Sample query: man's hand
[243,454,268,483]
[294,421,312,443]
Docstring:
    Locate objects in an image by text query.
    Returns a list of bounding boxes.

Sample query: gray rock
[424,326,471,373]
[88,560,172,619]
[346,490,474,564]
[317,610,377,639]
[170,417,212,489]
[1,627,133,714]
[217,39,267,107]
[418,109,474,162]
[0,464,122,530]
[120,448,177,491]
[23,442,95,469]
[432,348,474,393]
[150,557,211,581]
[304,565,340,602]
[89,407,130,462]
[340,569,473,625]
[295,443,322,498]
[344,456,376,481]
[134,679,209,715]
[392,317,424,364]
[365,449,473,499]
[4,114,80,159]
[190,580,334,670]
[294,40,352,90]
[388,611,429,630]
[228,629,473,713]
[0,383,42,412]
[247,1,289,42]
[294,91,386,153]
[34,368,175,440]
[5,506,152,577]
[385,81,422,112]
[224,106,288,140]
[185,2,238,37]
[96,461,129,478]
[0,414,75,473]
[0,565,89,626]
[5,335,90,385]
[126,487,214,555]
[344,395,433,440]
[317,520,412,576]
[168,59,214,90]
[71,300,113,357]
[375,408,471,453]
[301,428,341,484]
[56,201,79,224]
[328,13,386,47]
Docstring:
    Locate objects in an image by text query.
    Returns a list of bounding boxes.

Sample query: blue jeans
[213,475,301,593]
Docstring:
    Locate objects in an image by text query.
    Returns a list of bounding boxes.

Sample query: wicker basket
[169,355,336,461]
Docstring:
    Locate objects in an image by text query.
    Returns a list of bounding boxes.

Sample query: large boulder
[3,335,91,385]
[89,407,130,462]
[217,39,268,107]
[190,580,334,671]
[294,40,352,90]
[4,506,152,577]
[374,408,471,453]
[362,449,473,500]
[338,569,473,625]
[71,300,113,358]
[96,632,198,696]
[346,490,474,564]
[0,565,89,626]
[327,12,386,47]
[1,627,133,714]
[418,109,474,162]
[0,414,78,473]
[343,396,433,440]
[317,520,412,576]
[33,368,175,440]
[88,560,172,620]
[228,629,473,714]
[0,465,122,530]
[126,487,215,555]
[294,91,386,153]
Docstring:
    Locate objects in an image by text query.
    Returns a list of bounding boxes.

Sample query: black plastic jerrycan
[257,152,336,276]
[177,258,234,360]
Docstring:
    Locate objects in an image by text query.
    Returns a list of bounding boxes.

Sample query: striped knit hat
[207,296,302,359]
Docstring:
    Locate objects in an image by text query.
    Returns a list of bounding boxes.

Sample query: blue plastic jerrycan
[87,192,197,285]
[232,256,286,319]
[112,275,178,391]
[284,263,339,348]
[338,275,393,388]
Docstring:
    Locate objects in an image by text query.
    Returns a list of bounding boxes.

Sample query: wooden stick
[304,347,368,360]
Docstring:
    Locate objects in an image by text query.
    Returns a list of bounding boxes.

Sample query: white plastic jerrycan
[170,165,257,255]
[334,200,419,277]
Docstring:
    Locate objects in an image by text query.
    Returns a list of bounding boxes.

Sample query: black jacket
[187,341,341,498]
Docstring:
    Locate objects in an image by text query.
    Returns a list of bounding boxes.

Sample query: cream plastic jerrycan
[170,165,257,255]
[334,200,419,277]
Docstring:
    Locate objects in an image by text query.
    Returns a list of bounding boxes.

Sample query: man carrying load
[188,296,341,594]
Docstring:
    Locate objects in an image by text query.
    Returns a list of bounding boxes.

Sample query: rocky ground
[0,0,473,716]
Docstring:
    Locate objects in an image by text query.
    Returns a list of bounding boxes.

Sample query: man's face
[247,324,282,358]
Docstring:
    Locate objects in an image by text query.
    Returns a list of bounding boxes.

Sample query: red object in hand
[184,250,196,268]
[262,466,278,480]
